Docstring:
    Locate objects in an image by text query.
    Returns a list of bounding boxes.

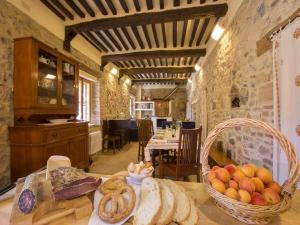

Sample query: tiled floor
[89,141,200,182]
[89,142,139,175]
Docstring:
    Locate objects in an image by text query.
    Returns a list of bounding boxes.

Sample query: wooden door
[155,101,169,117]
[69,135,88,168]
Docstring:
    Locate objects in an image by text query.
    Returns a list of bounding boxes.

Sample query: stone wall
[190,0,300,171]
[0,0,130,188]
[142,87,187,120]
[100,71,131,120]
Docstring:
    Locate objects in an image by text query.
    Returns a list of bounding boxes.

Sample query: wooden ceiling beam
[189,19,200,46]
[196,17,210,46]
[65,3,228,32]
[161,23,167,48]
[95,31,115,52]
[173,21,177,48]
[102,49,205,67]
[131,26,144,49]
[142,25,152,49]
[119,0,129,13]
[93,0,108,15]
[113,28,129,50]
[84,31,108,52]
[64,3,228,50]
[121,27,136,49]
[50,0,74,20]
[181,20,188,47]
[65,0,85,18]
[174,0,180,7]
[151,24,159,48]
[160,0,164,9]
[41,0,65,21]
[78,0,95,17]
[146,0,154,10]
[120,67,195,76]
[132,78,187,83]
[103,30,122,51]
[105,0,117,15]
[133,0,141,12]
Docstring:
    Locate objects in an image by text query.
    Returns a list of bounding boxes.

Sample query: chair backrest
[137,119,154,147]
[177,127,202,166]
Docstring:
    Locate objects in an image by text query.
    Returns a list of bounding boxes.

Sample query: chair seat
[104,135,120,141]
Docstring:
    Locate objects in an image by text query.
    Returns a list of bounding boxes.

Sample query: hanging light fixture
[110,67,118,75]
[194,64,201,71]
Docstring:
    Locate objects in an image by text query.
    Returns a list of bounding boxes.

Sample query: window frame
[78,77,92,122]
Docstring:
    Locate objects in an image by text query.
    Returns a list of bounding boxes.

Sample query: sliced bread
[180,196,199,225]
[162,180,191,223]
[133,177,162,225]
[156,179,176,225]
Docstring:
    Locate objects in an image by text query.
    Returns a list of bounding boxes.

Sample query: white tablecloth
[144,129,179,161]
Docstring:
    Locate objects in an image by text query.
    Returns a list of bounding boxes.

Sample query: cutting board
[10,172,93,225]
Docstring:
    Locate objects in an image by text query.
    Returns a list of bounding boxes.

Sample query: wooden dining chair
[137,119,153,161]
[159,127,202,182]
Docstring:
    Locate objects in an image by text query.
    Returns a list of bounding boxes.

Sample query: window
[77,77,91,121]
[129,95,135,118]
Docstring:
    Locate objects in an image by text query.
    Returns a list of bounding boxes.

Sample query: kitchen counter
[1,179,299,225]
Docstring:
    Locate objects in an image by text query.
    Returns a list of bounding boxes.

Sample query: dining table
[1,172,299,225]
[144,128,180,162]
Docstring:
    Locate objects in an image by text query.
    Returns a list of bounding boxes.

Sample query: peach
[232,170,246,182]
[256,168,273,184]
[215,168,231,183]
[237,190,251,203]
[229,180,239,190]
[212,165,221,171]
[247,163,258,173]
[251,177,265,193]
[251,192,267,206]
[211,178,226,194]
[267,182,281,194]
[207,171,216,183]
[241,164,255,178]
[224,187,238,200]
[224,164,237,176]
[262,188,281,204]
[238,177,255,194]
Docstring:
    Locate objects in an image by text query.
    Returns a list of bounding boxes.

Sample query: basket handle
[201,118,300,195]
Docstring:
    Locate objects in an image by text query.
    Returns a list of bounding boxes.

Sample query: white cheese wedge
[46,155,71,180]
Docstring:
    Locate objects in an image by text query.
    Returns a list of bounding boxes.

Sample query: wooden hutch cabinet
[9,37,89,182]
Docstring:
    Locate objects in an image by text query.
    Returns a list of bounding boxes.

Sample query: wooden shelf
[38,60,57,69]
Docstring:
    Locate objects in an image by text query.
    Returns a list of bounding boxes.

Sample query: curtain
[272,18,300,185]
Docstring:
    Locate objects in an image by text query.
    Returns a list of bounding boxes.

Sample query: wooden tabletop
[0,180,299,225]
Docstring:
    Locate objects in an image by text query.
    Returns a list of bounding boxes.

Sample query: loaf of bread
[133,177,162,225]
[156,180,176,225]
[180,195,199,225]
[163,179,190,223]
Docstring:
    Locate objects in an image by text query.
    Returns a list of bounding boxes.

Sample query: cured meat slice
[18,173,38,214]
[50,167,101,200]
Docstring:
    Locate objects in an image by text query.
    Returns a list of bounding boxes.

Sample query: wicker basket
[201,118,300,224]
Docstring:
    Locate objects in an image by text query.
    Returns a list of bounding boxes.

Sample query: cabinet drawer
[46,126,87,143]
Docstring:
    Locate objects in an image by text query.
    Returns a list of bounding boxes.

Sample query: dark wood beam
[93,0,108,15]
[181,20,188,47]
[132,78,187,83]
[65,0,85,18]
[131,26,144,49]
[113,28,129,50]
[146,0,153,10]
[173,21,177,47]
[161,23,167,48]
[102,49,205,67]
[160,0,164,9]
[103,30,122,51]
[133,0,141,12]
[196,18,210,46]
[65,3,228,32]
[205,18,218,44]
[84,31,108,52]
[174,0,180,7]
[121,27,136,49]
[63,28,76,50]
[119,0,129,13]
[187,0,192,4]
[142,25,152,49]
[189,19,200,46]
[105,0,117,15]
[50,0,74,20]
[81,33,103,52]
[200,0,206,3]
[41,0,65,21]
[78,0,95,17]
[151,24,159,48]
[120,67,195,76]
[95,31,115,52]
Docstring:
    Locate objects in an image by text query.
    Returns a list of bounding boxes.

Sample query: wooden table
[1,179,299,225]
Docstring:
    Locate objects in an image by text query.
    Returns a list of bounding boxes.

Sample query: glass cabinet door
[37,49,58,105]
[62,60,76,106]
